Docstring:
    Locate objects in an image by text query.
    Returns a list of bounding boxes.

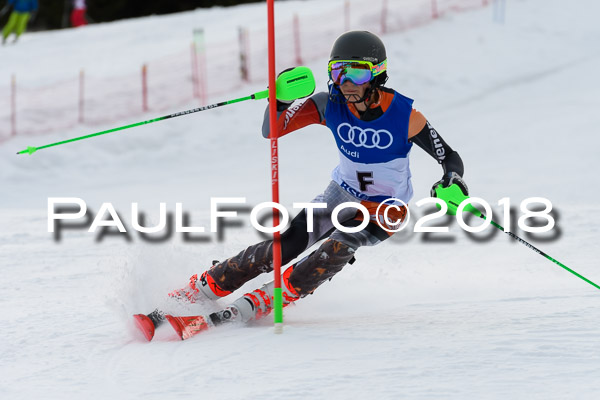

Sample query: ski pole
[16,66,315,156]
[435,184,600,291]
[16,93,265,155]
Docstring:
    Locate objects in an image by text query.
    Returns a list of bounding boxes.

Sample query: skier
[1,0,38,45]
[134,31,469,341]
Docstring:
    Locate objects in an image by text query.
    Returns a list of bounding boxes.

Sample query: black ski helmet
[329,31,388,88]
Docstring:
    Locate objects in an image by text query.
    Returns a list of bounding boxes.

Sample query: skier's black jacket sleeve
[410,121,464,177]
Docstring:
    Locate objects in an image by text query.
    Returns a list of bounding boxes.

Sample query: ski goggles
[328,59,387,86]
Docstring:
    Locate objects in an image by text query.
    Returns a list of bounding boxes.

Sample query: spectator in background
[1,0,38,45]
[70,0,87,28]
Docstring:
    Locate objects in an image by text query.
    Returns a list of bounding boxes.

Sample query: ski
[133,306,241,341]
[164,315,211,340]
[165,307,241,340]
[133,309,165,341]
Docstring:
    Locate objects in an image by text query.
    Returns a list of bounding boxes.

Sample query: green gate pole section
[273,287,283,324]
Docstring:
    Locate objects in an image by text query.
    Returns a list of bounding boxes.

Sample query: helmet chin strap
[349,83,377,111]
[330,81,375,106]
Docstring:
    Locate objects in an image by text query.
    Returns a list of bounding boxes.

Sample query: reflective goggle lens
[329,61,373,85]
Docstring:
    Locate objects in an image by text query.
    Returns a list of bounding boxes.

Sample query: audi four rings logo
[336,123,394,149]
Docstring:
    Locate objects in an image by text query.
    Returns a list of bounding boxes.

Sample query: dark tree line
[0,0,264,31]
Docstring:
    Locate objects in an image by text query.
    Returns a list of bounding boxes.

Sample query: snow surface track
[1,0,599,398]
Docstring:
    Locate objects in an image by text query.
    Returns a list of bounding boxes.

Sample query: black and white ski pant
[204,181,405,299]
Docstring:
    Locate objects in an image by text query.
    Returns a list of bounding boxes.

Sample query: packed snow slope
[1,0,599,399]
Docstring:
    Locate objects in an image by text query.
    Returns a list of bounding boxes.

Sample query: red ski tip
[133,314,156,341]
[165,315,184,340]
[165,315,210,340]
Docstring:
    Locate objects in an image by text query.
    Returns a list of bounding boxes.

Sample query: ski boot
[164,269,300,340]
[133,263,228,341]
[167,261,226,304]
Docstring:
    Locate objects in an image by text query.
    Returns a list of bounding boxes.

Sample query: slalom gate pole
[435,184,600,291]
[16,91,269,155]
[267,0,284,334]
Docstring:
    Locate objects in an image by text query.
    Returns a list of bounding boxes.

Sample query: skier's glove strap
[276,99,294,112]
[431,172,469,197]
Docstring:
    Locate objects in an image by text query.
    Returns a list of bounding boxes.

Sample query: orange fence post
[11,74,16,137]
[344,0,350,32]
[142,64,148,112]
[293,14,303,65]
[381,0,388,34]
[239,27,250,82]
[191,42,200,98]
[79,69,85,123]
[194,29,207,105]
